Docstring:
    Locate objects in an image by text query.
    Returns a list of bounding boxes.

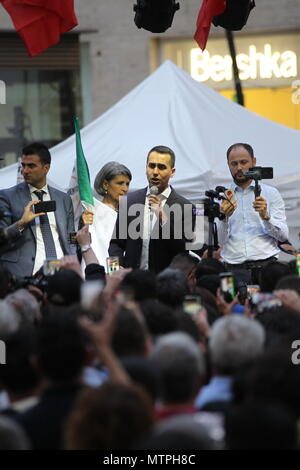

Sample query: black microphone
[215,186,227,194]
[205,186,228,200]
[149,186,159,225]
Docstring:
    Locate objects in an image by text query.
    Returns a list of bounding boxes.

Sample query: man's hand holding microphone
[148,185,167,225]
[220,189,237,218]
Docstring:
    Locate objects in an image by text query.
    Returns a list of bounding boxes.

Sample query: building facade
[0,0,299,165]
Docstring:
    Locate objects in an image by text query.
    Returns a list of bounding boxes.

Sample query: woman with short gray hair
[82,161,132,269]
[93,161,132,201]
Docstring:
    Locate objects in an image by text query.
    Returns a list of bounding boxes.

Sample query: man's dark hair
[256,306,300,349]
[169,252,199,276]
[226,143,254,161]
[140,299,178,338]
[112,308,149,358]
[0,325,39,395]
[147,145,175,168]
[196,274,220,297]
[232,349,300,419]
[195,258,225,281]
[192,286,219,312]
[122,356,159,404]
[175,310,202,344]
[156,268,189,308]
[65,382,153,450]
[37,310,87,382]
[259,261,291,293]
[22,142,51,165]
[120,269,157,302]
[45,270,83,306]
[226,403,297,450]
[275,275,300,296]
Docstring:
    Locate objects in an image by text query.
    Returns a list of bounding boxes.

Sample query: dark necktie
[34,190,57,259]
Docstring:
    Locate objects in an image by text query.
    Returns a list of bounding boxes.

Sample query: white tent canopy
[1,60,300,247]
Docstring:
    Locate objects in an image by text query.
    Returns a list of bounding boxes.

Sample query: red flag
[1,0,78,56]
[194,0,226,51]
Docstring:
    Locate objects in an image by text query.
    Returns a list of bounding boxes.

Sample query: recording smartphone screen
[249,167,273,179]
[106,256,120,275]
[247,285,260,296]
[43,258,61,276]
[220,272,235,302]
[35,200,56,213]
[296,253,300,276]
[250,292,282,313]
[183,295,202,316]
[81,280,104,310]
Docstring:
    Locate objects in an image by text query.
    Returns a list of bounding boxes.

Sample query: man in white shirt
[109,145,195,273]
[217,142,288,284]
[0,142,75,279]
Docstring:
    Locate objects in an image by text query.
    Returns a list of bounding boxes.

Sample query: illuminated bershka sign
[158,33,300,89]
[191,44,297,83]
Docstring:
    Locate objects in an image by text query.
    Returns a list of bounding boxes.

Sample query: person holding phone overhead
[81,161,132,270]
[0,142,75,279]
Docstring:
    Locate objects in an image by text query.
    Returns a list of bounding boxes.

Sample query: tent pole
[225,29,244,106]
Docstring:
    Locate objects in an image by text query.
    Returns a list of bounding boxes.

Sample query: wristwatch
[80,244,91,253]
[16,221,25,232]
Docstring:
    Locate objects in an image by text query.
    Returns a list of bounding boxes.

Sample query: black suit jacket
[0,182,75,279]
[109,187,195,273]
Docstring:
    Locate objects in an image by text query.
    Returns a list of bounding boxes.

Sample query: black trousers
[225,256,277,285]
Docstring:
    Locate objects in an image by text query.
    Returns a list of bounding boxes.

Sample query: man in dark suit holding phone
[0,142,75,279]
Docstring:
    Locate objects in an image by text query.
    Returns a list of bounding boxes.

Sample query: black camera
[243,166,273,180]
[11,273,48,293]
[243,166,273,198]
[203,198,224,220]
[204,187,226,221]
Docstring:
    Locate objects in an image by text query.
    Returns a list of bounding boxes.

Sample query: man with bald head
[217,143,288,284]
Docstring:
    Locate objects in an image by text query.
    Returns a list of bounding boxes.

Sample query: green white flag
[68,117,94,229]
[74,117,94,212]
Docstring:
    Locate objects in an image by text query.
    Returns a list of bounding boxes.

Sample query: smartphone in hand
[35,200,56,213]
[43,258,61,276]
[106,256,120,275]
[220,272,235,303]
[183,295,202,316]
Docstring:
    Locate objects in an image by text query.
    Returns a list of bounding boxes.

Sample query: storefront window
[0,34,82,167]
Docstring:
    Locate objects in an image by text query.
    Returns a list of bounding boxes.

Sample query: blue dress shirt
[195,376,233,409]
[217,182,288,264]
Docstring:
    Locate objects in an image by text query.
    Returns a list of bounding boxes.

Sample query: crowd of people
[0,254,299,450]
[0,141,299,450]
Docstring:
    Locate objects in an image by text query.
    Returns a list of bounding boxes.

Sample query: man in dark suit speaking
[0,142,75,279]
[109,145,195,273]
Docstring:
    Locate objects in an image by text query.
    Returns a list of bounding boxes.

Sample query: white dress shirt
[88,199,118,271]
[30,184,63,274]
[140,186,171,270]
[217,182,289,264]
